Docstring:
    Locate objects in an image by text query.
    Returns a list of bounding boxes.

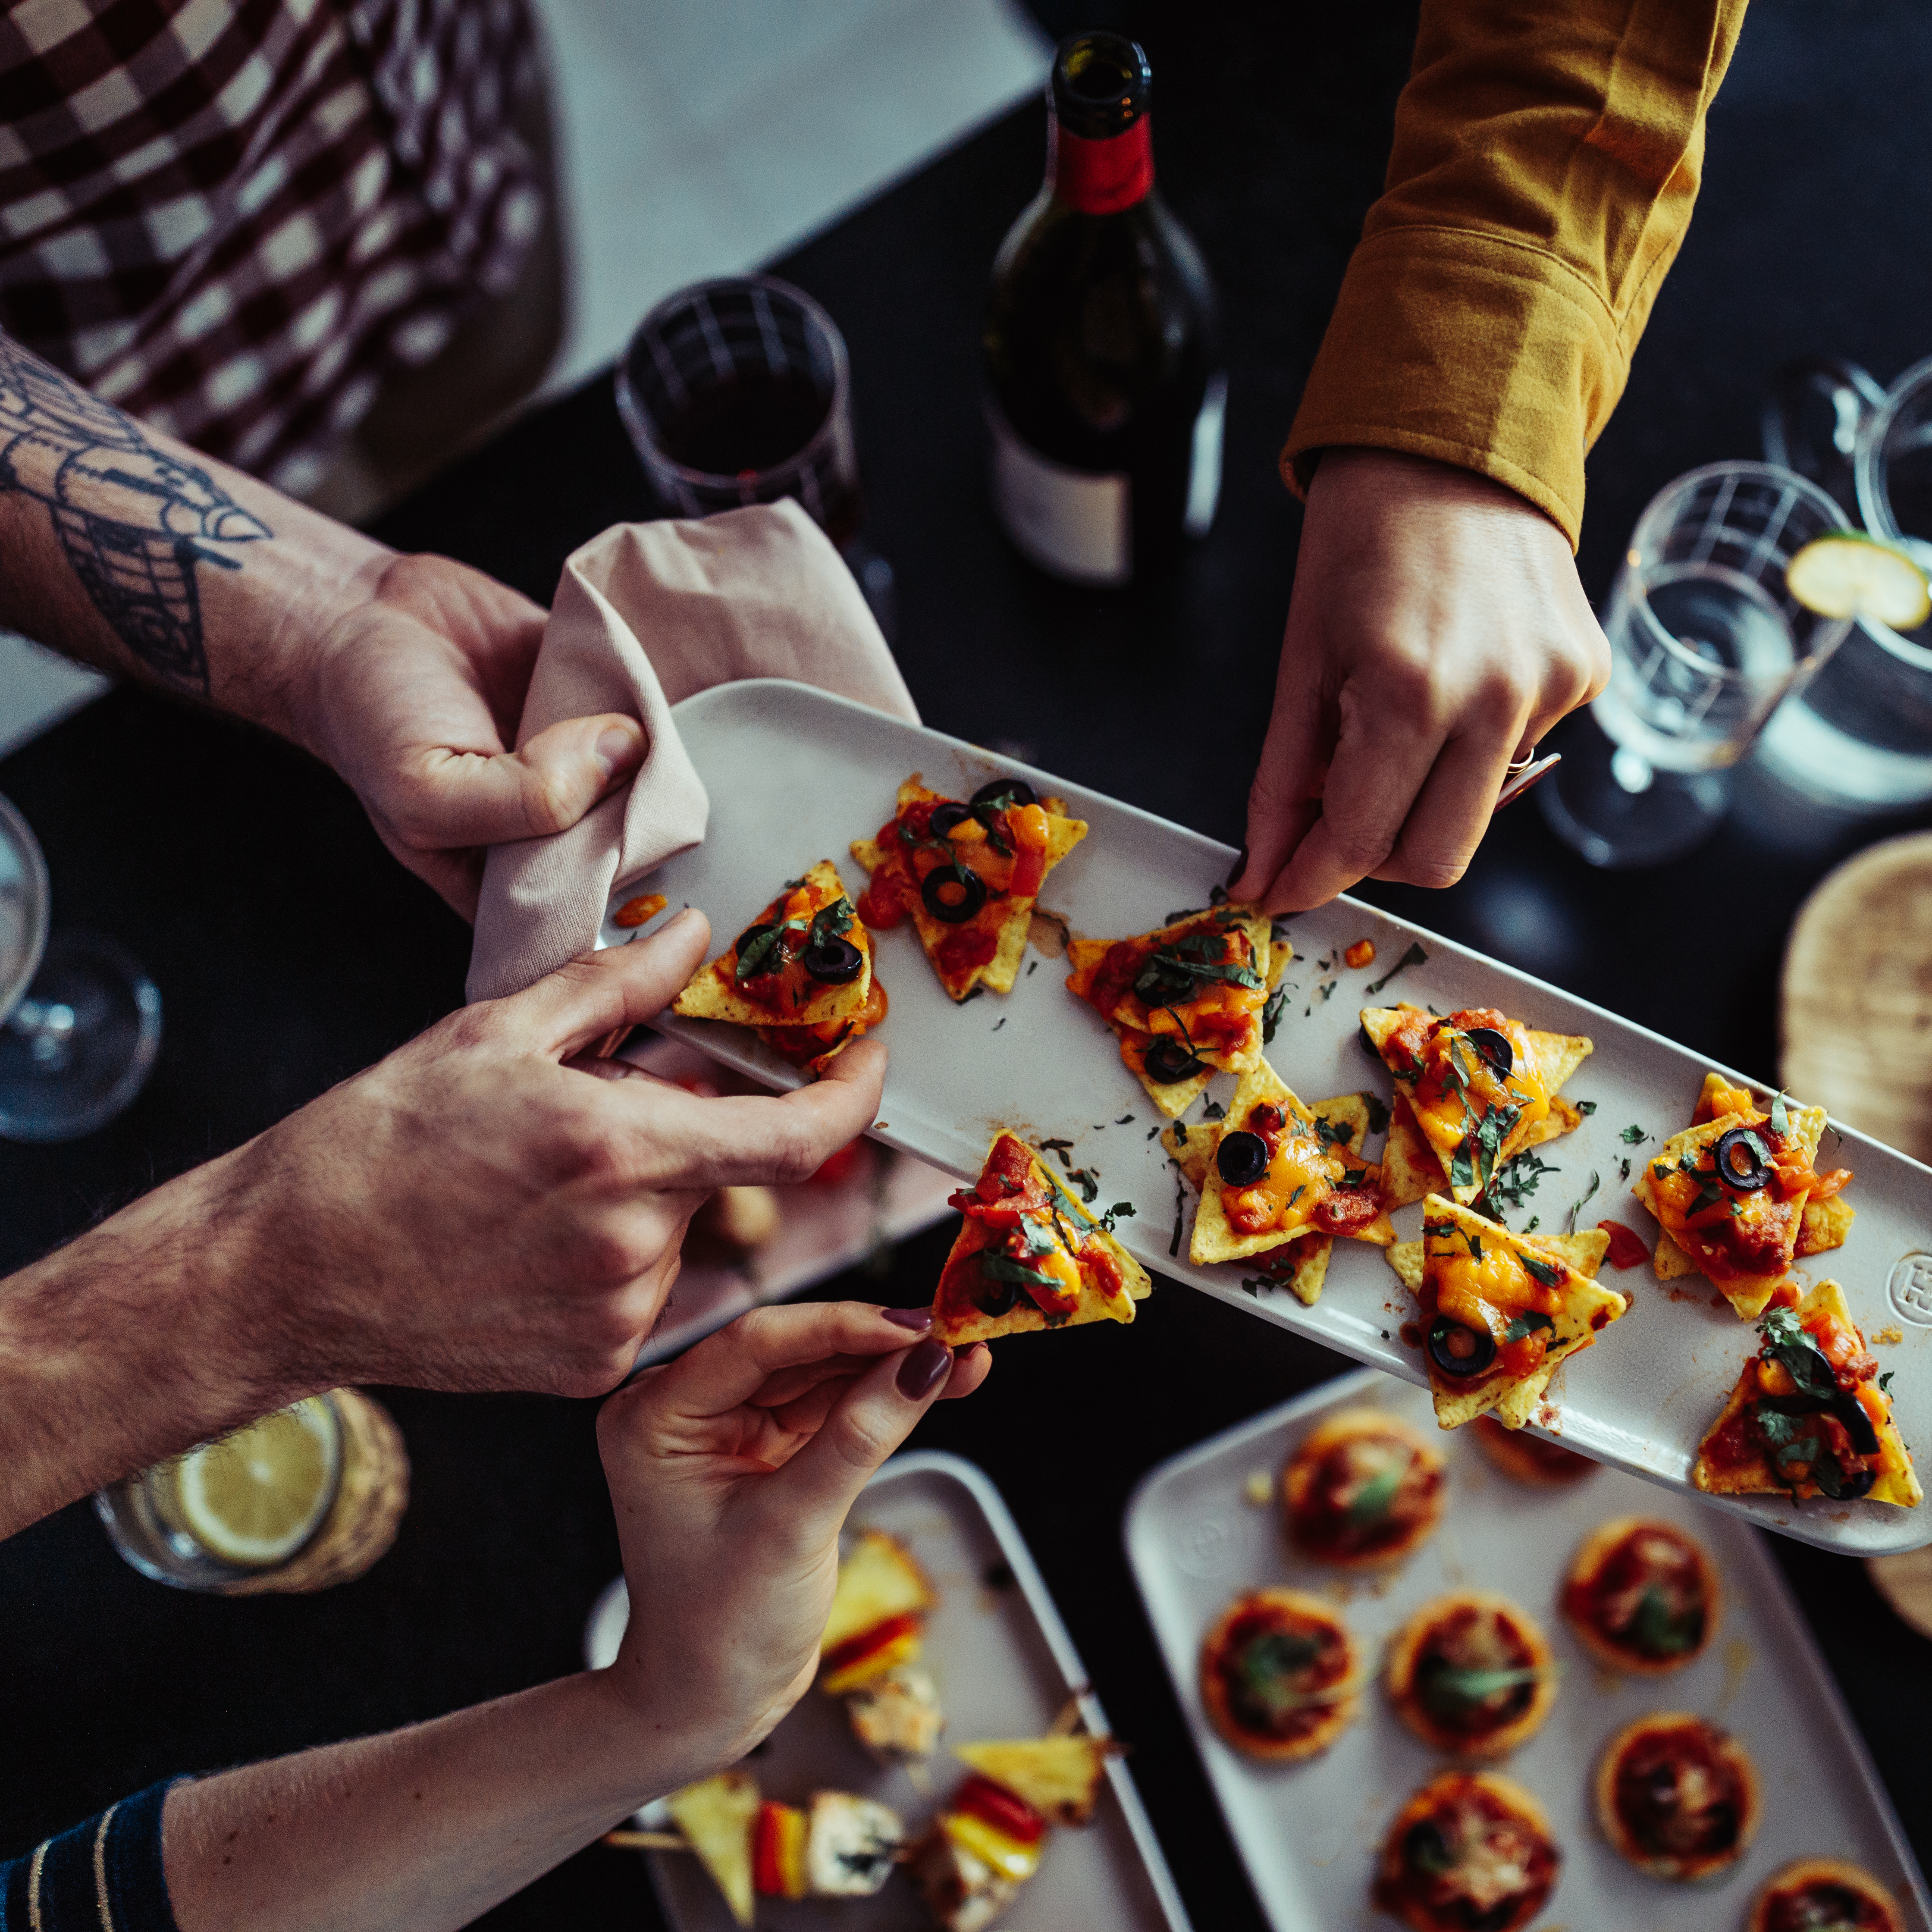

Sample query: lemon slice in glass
[1785,533,1932,628]
[175,1396,341,1568]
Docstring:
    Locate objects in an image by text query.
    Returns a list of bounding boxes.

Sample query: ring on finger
[1506,744,1540,774]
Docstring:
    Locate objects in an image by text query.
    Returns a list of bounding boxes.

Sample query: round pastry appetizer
[1595,1712,1759,1881]
[1747,1857,1905,1932]
[1282,1408,1446,1568]
[1372,1771,1559,1932]
[1199,1587,1360,1761]
[1561,1517,1719,1674]
[1471,1412,1596,1487]
[1386,1591,1556,1758]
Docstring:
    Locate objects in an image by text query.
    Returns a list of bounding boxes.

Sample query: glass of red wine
[616,275,893,635]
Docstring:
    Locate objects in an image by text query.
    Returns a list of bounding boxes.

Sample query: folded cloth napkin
[466,500,917,1003]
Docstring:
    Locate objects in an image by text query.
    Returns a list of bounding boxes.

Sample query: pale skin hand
[1229,448,1610,912]
[0,909,889,1537]
[163,1303,988,1932]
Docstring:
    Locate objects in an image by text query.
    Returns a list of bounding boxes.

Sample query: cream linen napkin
[466,500,917,1003]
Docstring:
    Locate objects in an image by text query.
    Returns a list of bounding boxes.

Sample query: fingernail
[1224,844,1248,888]
[882,1306,933,1331]
[595,722,643,779]
[896,1337,951,1400]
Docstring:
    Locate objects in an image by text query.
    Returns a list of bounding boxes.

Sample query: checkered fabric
[0,0,545,494]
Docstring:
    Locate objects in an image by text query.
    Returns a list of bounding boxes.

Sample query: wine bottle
[982,30,1225,586]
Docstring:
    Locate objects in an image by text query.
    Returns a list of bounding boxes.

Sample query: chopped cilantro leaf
[1364,1094,1391,1137]
[1620,1124,1648,1145]
[1565,1170,1600,1235]
[1503,1308,1555,1342]
[1519,1253,1562,1289]
[1364,941,1428,998]
[1576,1100,1597,1116]
[1202,1100,1226,1122]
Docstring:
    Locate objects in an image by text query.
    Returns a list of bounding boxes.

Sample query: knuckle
[1326,826,1398,875]
[1399,850,1471,891]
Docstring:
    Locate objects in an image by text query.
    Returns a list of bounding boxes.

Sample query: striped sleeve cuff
[1,1782,179,1932]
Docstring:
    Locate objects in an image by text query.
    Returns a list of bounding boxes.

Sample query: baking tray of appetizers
[585,1449,1191,1932]
[1124,1368,1932,1932]
[616,678,1932,1554]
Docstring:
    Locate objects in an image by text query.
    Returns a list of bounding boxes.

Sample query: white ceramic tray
[584,1450,1191,1932]
[1124,1368,1932,1932]
[615,679,1932,1554]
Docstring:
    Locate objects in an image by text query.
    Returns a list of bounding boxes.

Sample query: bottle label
[1050,116,1154,215]
[1185,374,1227,537]
[987,403,1130,585]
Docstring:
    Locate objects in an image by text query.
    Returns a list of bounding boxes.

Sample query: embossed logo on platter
[1887,1252,1932,1327]
[1173,1513,1232,1578]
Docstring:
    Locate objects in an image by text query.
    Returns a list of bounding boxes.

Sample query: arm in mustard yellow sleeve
[1281,0,1750,546]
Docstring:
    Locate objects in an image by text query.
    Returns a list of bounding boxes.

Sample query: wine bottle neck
[1048,113,1154,216]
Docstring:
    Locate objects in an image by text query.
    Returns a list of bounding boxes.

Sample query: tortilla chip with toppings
[851,776,1084,1002]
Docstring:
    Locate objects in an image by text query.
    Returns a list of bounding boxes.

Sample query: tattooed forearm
[0,333,269,693]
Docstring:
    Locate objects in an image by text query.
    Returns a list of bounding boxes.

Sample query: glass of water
[1540,462,1853,868]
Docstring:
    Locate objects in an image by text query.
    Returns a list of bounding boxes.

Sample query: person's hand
[225,907,885,1399]
[1229,448,1609,912]
[300,552,646,920]
[596,1301,990,1775]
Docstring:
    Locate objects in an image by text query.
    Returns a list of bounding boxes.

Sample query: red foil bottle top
[1050,114,1154,215]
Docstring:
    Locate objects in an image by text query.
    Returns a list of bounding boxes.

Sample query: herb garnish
[1484,1151,1559,1216]
[1758,1306,1837,1401]
[1620,1124,1648,1145]
[1630,1586,1700,1656]
[1565,1170,1600,1234]
[1347,1466,1402,1525]
[1202,1100,1226,1122]
[1576,1100,1597,1116]
[1518,1254,1562,1290]
[1769,1089,1790,1135]
[1364,941,1428,998]
[1503,1308,1555,1342]
[1364,1094,1391,1137]
[1261,984,1288,1044]
[1417,1658,1544,1719]
[979,1252,1060,1292]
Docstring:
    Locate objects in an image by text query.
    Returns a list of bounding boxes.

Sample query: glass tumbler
[1541,462,1853,868]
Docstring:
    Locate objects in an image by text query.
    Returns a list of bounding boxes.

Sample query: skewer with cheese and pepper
[1362,1003,1592,1209]
[1386,1196,1624,1430]
[1635,1071,1854,1319]
[817,1529,946,1760]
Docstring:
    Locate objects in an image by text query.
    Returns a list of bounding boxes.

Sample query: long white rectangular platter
[586,1451,1192,1932]
[617,679,1932,1554]
[1124,1368,1932,1932]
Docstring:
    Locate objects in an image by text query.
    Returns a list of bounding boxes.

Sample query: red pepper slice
[751,1803,795,1897]
[821,1609,921,1681]
[955,1774,1047,1846]
[1596,1219,1651,1270]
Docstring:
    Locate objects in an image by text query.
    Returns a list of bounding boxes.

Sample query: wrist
[578,1661,753,1807]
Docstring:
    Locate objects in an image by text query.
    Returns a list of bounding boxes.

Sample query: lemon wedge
[1785,533,1932,629]
[175,1397,340,1567]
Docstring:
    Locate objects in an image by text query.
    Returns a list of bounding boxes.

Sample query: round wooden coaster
[1867,1547,1932,1642]
[220,1388,409,1596]
[1780,830,1932,1164]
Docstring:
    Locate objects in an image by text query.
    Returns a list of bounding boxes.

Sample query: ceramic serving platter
[1124,1369,1932,1932]
[584,1450,1192,1932]
[615,679,1932,1555]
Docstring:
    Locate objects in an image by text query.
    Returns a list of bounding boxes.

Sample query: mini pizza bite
[1748,1858,1906,1932]
[819,1528,937,1697]
[932,1132,1150,1346]
[1199,1587,1361,1761]
[852,774,1085,1001]
[1385,1591,1556,1759]
[1386,1197,1622,1431]
[1186,1062,1393,1269]
[671,860,886,1075]
[1595,1712,1759,1881]
[1066,903,1284,1114]
[1282,1408,1446,1567]
[1372,1771,1559,1932]
[1560,1517,1719,1674]
[1694,1280,1921,1507]
[1470,1413,1597,1486]
[1636,1072,1853,1319]
[1363,1003,1591,1206]
[1164,1091,1378,1305]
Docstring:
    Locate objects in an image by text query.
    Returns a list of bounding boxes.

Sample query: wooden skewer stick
[600,1828,688,1851]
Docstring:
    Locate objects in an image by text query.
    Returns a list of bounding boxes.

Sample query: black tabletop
[4,4,1931,1926]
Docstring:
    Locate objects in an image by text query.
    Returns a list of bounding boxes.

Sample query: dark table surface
[5,3,1932,1926]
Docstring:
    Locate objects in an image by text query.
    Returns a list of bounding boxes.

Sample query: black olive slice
[1135,955,1198,1007]
[1817,1455,1878,1502]
[1403,1821,1454,1877]
[1358,1019,1382,1059]
[1831,1391,1882,1458]
[1216,1131,1270,1188]
[1713,1126,1772,1192]
[929,801,974,838]
[921,864,987,925]
[1427,1315,1498,1379]
[972,778,1038,810]
[975,1273,1021,1317]
[802,936,864,985]
[1461,1026,1514,1077]
[1142,1037,1208,1084]
[733,922,781,973]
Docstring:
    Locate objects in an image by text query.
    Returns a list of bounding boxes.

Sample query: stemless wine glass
[1540,463,1853,868]
[0,792,160,1139]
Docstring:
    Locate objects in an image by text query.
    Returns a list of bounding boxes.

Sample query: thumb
[411,713,646,849]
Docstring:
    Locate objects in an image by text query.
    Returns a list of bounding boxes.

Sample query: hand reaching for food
[1229,448,1609,913]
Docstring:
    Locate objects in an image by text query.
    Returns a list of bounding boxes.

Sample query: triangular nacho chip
[1388,1196,1624,1430]
[1380,1094,1440,1209]
[933,1132,1151,1345]
[1652,1230,1700,1280]
[1797,1192,1855,1255]
[673,860,870,1029]
[1693,1280,1920,1508]
[852,776,1085,1002]
[1361,1004,1591,1204]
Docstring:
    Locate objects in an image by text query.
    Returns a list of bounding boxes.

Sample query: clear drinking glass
[1540,462,1853,868]
[1756,354,1932,810]
[0,792,160,1139]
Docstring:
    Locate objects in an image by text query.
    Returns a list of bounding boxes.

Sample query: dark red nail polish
[1224,844,1248,887]
[882,1305,933,1331]
[896,1337,951,1400]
